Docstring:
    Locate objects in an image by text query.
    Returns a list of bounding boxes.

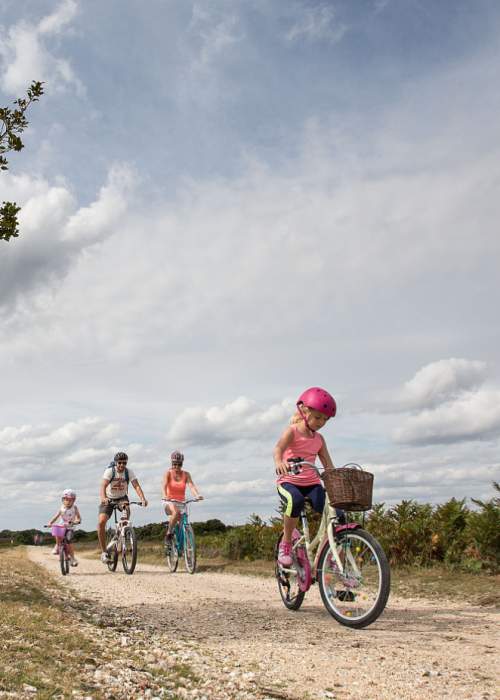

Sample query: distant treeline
[3,485,498,571]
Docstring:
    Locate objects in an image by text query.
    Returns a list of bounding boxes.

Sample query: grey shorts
[99,496,129,518]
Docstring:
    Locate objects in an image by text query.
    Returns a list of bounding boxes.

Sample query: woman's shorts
[277,482,325,518]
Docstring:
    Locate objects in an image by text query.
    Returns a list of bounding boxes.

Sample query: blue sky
[1,0,499,531]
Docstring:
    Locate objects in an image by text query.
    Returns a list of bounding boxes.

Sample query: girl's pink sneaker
[278,541,292,567]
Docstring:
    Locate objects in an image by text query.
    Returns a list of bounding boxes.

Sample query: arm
[100,478,110,504]
[73,506,81,525]
[273,426,295,475]
[47,510,60,526]
[186,472,203,499]
[162,470,170,498]
[131,479,148,507]
[317,434,335,471]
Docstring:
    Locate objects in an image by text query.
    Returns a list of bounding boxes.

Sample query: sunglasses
[172,462,182,466]
[116,461,127,465]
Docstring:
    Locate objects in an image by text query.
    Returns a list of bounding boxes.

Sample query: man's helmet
[114,452,128,462]
[297,387,337,418]
[62,489,76,500]
[170,450,184,464]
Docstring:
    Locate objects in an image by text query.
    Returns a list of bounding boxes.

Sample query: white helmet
[62,489,76,500]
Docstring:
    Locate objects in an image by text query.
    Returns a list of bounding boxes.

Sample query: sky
[1,0,499,532]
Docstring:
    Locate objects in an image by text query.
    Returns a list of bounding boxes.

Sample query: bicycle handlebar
[286,458,363,476]
[162,498,202,505]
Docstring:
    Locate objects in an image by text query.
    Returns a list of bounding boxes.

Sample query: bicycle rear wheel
[317,528,390,628]
[275,534,306,611]
[184,525,196,574]
[122,526,137,574]
[105,527,118,572]
[164,531,179,572]
[59,546,69,576]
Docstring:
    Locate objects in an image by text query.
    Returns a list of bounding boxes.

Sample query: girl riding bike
[47,489,81,567]
[274,387,336,567]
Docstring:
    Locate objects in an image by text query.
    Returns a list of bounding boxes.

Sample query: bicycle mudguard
[334,523,361,534]
[314,524,362,571]
[292,528,312,592]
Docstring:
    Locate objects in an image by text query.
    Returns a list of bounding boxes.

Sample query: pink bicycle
[46,524,76,576]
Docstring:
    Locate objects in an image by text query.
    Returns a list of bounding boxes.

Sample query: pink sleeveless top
[277,424,322,487]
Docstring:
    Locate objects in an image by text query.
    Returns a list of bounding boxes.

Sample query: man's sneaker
[52,545,59,555]
[101,552,110,563]
[70,557,78,567]
[277,541,292,567]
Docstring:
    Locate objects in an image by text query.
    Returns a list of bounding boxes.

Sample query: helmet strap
[297,404,315,433]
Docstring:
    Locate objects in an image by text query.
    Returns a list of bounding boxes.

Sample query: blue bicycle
[162,498,200,574]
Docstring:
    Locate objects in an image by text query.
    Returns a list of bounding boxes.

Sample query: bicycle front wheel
[275,534,306,611]
[121,527,137,575]
[164,532,179,572]
[183,525,196,574]
[105,527,118,572]
[317,528,390,628]
[59,546,69,576]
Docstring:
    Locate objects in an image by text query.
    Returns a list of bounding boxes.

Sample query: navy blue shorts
[277,482,325,518]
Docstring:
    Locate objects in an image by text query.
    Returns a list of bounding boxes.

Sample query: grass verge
[0,547,107,698]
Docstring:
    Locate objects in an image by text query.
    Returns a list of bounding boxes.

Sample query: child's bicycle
[105,501,143,575]
[45,524,76,576]
[162,498,201,574]
[275,460,390,629]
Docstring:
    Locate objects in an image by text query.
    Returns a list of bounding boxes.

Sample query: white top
[56,504,79,525]
[102,466,136,499]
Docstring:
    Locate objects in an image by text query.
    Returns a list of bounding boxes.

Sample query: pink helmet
[297,387,336,418]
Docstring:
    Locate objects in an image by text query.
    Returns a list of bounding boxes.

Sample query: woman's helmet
[114,451,128,462]
[170,450,184,464]
[62,489,76,500]
[297,387,337,418]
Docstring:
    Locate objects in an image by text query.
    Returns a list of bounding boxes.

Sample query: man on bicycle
[98,452,148,563]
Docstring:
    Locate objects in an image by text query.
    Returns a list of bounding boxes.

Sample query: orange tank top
[166,470,188,501]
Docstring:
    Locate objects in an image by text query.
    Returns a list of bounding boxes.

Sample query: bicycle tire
[105,527,118,572]
[183,525,196,574]
[122,526,137,575]
[59,545,69,576]
[164,532,179,573]
[317,528,390,628]
[275,533,306,611]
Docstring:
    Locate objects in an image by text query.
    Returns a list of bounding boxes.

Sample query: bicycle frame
[163,498,197,553]
[282,462,363,585]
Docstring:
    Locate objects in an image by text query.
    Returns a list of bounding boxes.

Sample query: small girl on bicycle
[274,387,336,567]
[47,489,81,566]
[163,451,203,540]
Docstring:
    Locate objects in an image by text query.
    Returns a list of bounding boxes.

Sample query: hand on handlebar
[275,461,291,476]
[141,499,148,507]
[196,495,204,501]
[100,497,109,505]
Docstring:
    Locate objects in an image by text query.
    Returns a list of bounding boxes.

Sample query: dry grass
[0,547,109,698]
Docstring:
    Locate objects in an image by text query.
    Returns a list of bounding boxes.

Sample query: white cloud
[189,4,243,68]
[395,358,488,411]
[168,397,293,447]
[0,0,83,95]
[285,3,347,44]
[0,163,137,311]
[394,390,500,445]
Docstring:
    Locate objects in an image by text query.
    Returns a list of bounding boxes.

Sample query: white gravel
[29,547,499,700]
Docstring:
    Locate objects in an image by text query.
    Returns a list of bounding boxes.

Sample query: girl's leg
[283,515,299,543]
[277,483,305,543]
[52,536,61,554]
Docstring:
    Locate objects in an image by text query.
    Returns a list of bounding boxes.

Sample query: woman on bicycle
[274,387,336,567]
[47,489,81,566]
[163,451,203,540]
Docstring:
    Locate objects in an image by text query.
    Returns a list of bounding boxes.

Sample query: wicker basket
[322,464,374,511]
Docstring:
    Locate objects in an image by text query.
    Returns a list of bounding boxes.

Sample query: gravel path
[29,547,499,700]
